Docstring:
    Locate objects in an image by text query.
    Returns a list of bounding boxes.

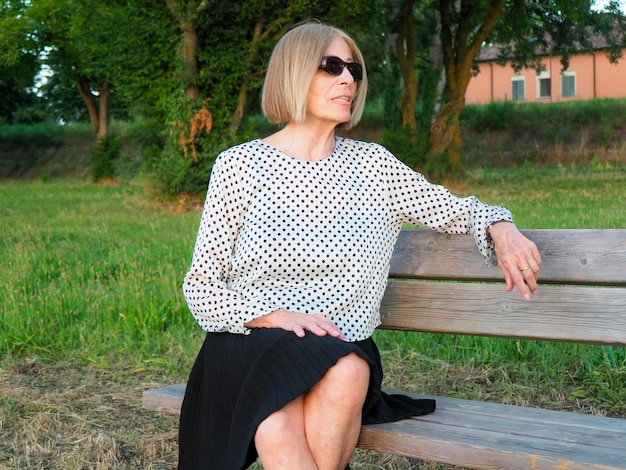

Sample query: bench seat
[143,229,626,469]
[143,384,626,469]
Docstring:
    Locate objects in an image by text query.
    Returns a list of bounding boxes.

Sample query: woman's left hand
[488,222,542,300]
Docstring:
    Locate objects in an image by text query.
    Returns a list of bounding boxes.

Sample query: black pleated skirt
[178,329,435,469]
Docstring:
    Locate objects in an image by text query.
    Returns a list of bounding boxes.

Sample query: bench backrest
[380,229,626,346]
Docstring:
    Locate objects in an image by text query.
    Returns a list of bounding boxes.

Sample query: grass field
[1,170,625,469]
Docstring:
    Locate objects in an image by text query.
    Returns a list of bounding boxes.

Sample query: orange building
[466,38,626,104]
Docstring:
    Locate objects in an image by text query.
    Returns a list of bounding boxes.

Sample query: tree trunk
[229,18,295,133]
[166,0,208,100]
[427,0,504,173]
[426,93,464,157]
[430,11,445,123]
[97,81,112,139]
[74,76,112,140]
[75,76,100,137]
[230,19,264,132]
[395,0,417,131]
[180,19,200,99]
[230,83,248,133]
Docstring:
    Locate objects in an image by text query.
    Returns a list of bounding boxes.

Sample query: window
[562,72,576,97]
[512,76,525,101]
[537,70,551,99]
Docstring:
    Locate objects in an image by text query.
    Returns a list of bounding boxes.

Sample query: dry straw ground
[0,357,462,469]
[0,359,179,469]
[3,351,622,470]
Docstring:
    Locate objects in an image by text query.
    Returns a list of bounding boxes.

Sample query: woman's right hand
[245,309,347,341]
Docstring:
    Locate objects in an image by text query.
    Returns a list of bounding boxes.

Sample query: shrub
[90,135,121,181]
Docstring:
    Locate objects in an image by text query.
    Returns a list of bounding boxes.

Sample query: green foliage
[379,62,427,170]
[422,149,458,181]
[0,0,178,126]
[0,1,42,124]
[0,66,43,124]
[415,65,440,130]
[158,0,391,194]
[0,123,63,177]
[238,114,283,139]
[424,0,626,174]
[462,98,626,143]
[89,135,121,181]
[474,99,621,155]
[3,0,626,191]
[461,100,517,130]
[383,126,427,169]
[374,330,626,380]
[152,92,238,197]
[147,143,214,198]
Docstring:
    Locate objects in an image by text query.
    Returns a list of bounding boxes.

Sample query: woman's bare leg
[304,352,370,469]
[255,352,370,470]
[255,395,318,469]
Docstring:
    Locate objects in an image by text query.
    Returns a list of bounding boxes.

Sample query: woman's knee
[317,352,370,404]
[336,352,370,383]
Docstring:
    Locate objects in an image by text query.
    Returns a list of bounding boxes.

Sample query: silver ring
[519,266,531,271]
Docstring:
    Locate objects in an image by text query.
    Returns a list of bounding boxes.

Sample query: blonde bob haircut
[262,21,368,130]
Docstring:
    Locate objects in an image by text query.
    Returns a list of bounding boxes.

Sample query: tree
[165,0,209,100]
[0,1,42,124]
[190,0,383,132]
[0,0,178,135]
[0,64,41,125]
[426,0,504,175]
[394,0,418,132]
[425,0,626,176]
[24,0,115,138]
[382,0,441,170]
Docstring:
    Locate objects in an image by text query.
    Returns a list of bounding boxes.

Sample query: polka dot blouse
[183,137,512,342]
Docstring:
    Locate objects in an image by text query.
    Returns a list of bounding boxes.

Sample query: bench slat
[359,420,623,470]
[406,395,626,433]
[142,383,185,415]
[391,229,626,286]
[380,281,626,345]
[414,403,624,450]
[359,395,626,470]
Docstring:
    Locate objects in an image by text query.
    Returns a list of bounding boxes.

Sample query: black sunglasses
[318,56,363,82]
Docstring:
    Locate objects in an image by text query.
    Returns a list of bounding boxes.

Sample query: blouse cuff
[239,301,280,335]
[478,211,513,260]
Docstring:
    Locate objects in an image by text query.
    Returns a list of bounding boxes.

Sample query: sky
[593,0,626,12]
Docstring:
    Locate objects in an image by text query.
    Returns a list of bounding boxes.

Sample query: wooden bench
[143,229,626,469]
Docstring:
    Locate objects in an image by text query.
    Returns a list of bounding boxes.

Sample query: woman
[179,21,541,470]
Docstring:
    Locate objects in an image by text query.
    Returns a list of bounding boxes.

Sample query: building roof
[477,34,611,62]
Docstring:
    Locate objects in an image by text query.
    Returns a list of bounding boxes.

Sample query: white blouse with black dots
[183,137,512,342]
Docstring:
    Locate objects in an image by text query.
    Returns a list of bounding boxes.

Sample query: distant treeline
[1,98,625,181]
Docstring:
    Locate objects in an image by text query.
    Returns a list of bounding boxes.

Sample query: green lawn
[2,171,624,373]
[0,180,202,372]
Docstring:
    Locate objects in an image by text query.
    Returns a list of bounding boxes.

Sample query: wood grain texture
[391,229,626,285]
[358,395,626,470]
[379,281,626,345]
